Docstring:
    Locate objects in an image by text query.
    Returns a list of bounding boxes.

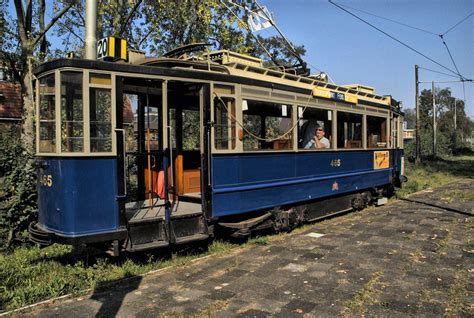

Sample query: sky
[259,0,473,118]
[6,0,473,118]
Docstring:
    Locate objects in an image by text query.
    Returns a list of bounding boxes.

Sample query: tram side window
[214,97,236,150]
[337,112,363,149]
[90,88,112,152]
[39,74,56,153]
[298,107,332,149]
[242,100,292,151]
[61,72,83,152]
[367,115,387,148]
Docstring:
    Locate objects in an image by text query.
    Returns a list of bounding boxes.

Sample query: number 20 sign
[97,37,127,61]
[97,37,109,59]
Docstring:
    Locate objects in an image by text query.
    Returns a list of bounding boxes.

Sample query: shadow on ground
[90,276,143,318]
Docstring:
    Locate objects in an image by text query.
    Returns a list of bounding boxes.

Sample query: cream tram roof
[133,49,395,108]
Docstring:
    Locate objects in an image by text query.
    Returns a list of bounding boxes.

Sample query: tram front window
[61,72,83,152]
[39,74,56,153]
[90,88,112,152]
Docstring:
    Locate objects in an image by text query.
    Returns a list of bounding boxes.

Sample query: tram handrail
[115,128,127,198]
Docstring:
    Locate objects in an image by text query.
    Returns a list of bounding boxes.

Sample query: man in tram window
[304,124,330,149]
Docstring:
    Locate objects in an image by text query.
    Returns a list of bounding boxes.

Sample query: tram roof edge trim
[34,58,403,115]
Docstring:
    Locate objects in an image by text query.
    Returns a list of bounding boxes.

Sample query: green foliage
[0,129,37,249]
[403,87,473,161]
[395,155,473,199]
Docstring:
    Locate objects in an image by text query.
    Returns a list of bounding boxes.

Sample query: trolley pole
[415,65,421,164]
[432,81,436,158]
[85,0,97,59]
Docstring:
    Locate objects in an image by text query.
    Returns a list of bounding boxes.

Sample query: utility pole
[415,65,421,163]
[454,99,457,130]
[432,81,436,158]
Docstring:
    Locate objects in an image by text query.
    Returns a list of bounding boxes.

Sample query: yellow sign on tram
[374,151,389,169]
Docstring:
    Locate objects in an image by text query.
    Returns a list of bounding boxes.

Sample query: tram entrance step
[126,200,203,223]
[125,210,209,252]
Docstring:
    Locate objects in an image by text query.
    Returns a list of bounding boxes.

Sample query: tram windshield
[37,70,114,155]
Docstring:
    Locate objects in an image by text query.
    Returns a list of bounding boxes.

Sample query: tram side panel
[211,151,393,218]
[37,157,120,236]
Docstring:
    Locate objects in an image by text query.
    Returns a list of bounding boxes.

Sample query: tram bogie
[29,47,405,254]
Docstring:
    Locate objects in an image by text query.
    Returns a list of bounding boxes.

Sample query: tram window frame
[298,106,333,150]
[366,115,388,149]
[38,73,56,153]
[242,99,293,151]
[90,87,113,152]
[213,96,236,151]
[88,72,115,155]
[60,71,84,153]
[337,111,363,149]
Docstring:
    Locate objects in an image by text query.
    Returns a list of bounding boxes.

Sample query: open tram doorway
[167,81,206,202]
[122,79,164,207]
[120,78,209,214]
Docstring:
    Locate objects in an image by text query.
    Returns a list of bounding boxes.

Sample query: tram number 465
[40,175,53,187]
[330,159,342,167]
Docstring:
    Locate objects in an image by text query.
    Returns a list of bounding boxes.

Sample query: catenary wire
[336,2,438,36]
[418,66,463,79]
[328,0,462,78]
[441,12,474,36]
[440,36,465,79]
[418,80,473,84]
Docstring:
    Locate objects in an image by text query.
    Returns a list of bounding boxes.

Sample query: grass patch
[443,190,474,203]
[408,249,426,265]
[341,271,385,317]
[444,269,470,317]
[396,155,473,199]
[0,240,238,312]
[247,236,269,246]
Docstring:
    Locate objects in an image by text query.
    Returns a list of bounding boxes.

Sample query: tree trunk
[21,52,35,153]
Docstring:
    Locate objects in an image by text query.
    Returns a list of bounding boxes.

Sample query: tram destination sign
[97,36,127,61]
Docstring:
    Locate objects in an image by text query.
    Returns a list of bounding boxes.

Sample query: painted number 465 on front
[40,175,53,187]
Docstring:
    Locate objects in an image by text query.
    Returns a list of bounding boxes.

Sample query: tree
[413,87,473,158]
[248,35,307,69]
[3,1,77,151]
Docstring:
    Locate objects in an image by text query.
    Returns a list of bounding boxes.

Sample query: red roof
[0,82,22,119]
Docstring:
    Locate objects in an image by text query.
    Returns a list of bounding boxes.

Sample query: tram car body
[29,48,405,253]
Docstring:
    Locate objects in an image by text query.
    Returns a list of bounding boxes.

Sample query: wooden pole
[432,81,436,158]
[415,65,421,163]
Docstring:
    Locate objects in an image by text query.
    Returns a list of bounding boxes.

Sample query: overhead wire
[338,1,470,80]
[418,66,461,79]
[441,12,473,36]
[328,0,462,78]
[440,36,465,79]
[329,1,473,112]
[334,2,438,36]
[418,80,473,84]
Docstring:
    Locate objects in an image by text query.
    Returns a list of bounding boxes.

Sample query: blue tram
[29,48,405,254]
